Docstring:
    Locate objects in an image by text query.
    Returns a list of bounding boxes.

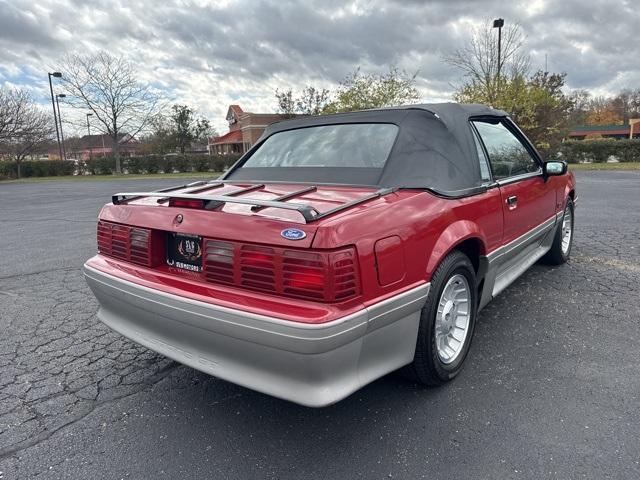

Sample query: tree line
[568,89,640,126]
[2,26,640,180]
[275,66,421,116]
[276,20,639,158]
[0,89,53,178]
[0,52,217,178]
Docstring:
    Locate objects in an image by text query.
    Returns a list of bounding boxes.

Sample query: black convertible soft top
[223,103,509,194]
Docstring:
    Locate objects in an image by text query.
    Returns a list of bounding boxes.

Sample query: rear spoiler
[111,181,396,223]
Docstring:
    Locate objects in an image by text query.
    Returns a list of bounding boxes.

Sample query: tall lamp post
[55,94,67,160]
[47,72,63,160]
[86,113,93,160]
[493,18,504,97]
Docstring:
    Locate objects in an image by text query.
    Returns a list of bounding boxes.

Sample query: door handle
[506,195,518,209]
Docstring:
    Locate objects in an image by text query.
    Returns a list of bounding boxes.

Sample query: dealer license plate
[166,233,203,272]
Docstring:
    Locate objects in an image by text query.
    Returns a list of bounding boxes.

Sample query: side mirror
[543,161,567,176]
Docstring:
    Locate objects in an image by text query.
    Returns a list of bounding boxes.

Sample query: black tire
[543,198,574,265]
[405,250,477,386]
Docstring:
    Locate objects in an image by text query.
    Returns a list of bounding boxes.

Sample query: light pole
[55,94,67,160]
[493,18,504,97]
[47,72,63,160]
[86,113,93,160]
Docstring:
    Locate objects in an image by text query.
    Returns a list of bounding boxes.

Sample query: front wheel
[406,250,477,386]
[543,198,574,265]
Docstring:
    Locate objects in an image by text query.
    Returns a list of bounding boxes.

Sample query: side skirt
[478,212,561,310]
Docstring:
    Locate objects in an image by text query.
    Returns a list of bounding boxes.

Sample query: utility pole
[55,94,67,160]
[87,113,93,160]
[47,72,63,160]
[493,18,504,98]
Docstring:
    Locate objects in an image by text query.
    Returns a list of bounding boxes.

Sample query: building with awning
[208,105,293,155]
[568,120,640,140]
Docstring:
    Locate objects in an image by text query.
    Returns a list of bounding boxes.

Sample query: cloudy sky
[1,0,638,134]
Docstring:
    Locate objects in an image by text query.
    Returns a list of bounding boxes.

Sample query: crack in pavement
[0,268,180,462]
[0,267,81,282]
[0,361,178,460]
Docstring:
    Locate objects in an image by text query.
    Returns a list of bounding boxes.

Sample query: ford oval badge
[281,228,306,240]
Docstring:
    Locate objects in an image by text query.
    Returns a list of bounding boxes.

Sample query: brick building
[568,120,640,140]
[67,133,140,160]
[208,105,291,155]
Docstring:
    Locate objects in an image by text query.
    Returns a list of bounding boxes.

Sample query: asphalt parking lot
[0,171,639,479]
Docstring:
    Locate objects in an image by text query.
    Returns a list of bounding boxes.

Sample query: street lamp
[55,94,67,160]
[47,72,63,160]
[86,113,93,160]
[493,18,504,95]
[86,113,93,136]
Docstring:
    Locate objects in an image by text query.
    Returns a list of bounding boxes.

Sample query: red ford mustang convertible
[84,103,576,407]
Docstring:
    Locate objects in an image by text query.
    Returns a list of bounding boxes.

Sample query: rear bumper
[83,264,430,407]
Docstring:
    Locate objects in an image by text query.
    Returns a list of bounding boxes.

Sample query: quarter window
[472,121,539,180]
[471,127,492,182]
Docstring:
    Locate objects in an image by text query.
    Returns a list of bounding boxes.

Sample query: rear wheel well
[453,238,487,303]
[568,190,575,200]
[453,238,483,274]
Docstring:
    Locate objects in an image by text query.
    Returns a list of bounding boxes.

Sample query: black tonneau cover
[223,103,508,195]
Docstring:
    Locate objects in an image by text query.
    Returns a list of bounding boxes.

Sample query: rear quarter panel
[312,189,504,306]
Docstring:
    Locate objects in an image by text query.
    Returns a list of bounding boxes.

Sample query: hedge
[0,160,77,179]
[0,154,242,179]
[558,139,640,163]
[4,140,637,180]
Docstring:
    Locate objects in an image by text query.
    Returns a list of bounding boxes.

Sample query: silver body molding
[83,264,430,407]
[478,211,562,309]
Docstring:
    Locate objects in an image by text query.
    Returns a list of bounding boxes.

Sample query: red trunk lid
[101,182,382,247]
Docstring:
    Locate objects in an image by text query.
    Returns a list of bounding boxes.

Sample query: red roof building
[67,133,140,160]
[208,105,293,155]
[568,121,640,140]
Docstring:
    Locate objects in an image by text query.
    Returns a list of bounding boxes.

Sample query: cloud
[0,0,638,134]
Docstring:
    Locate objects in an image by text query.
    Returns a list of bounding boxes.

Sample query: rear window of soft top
[241,123,398,169]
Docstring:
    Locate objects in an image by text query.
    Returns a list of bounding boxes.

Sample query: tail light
[282,251,326,299]
[97,220,361,303]
[204,241,361,302]
[97,220,153,267]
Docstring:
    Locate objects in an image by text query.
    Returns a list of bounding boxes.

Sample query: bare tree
[57,51,162,173]
[275,89,296,118]
[0,88,13,140]
[445,20,530,104]
[0,88,54,178]
[0,88,35,141]
[275,87,331,117]
[612,89,640,123]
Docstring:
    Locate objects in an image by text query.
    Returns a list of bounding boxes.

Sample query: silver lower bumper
[83,264,429,407]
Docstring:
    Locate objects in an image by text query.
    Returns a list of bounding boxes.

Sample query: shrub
[0,152,243,180]
[173,155,191,173]
[192,156,210,172]
[0,160,77,178]
[143,155,162,174]
[558,139,640,163]
[0,161,16,179]
[86,157,115,175]
[125,156,145,174]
